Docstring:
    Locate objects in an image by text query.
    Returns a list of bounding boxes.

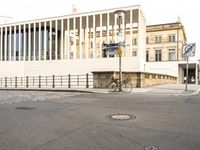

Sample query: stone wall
[92,71,177,88]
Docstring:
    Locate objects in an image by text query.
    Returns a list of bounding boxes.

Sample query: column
[9,26,11,61]
[55,20,58,60]
[23,24,26,61]
[5,27,7,61]
[73,17,76,59]
[33,23,36,60]
[93,15,95,58]
[19,25,21,61]
[39,22,41,60]
[85,16,89,59]
[0,27,2,61]
[107,13,109,44]
[99,14,102,58]
[28,24,31,61]
[122,13,125,37]
[50,21,52,60]
[61,19,64,60]
[44,21,47,60]
[79,17,82,59]
[67,18,70,59]
[14,26,16,61]
[130,10,133,57]
[114,15,117,43]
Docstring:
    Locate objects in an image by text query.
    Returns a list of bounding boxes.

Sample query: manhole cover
[109,114,135,120]
[144,145,159,150]
[16,106,36,110]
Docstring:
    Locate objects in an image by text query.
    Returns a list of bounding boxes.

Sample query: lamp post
[114,10,125,92]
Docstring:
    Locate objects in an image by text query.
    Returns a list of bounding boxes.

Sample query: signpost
[103,42,125,56]
[182,43,196,91]
[105,43,118,55]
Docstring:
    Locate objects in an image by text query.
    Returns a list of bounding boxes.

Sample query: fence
[0,74,93,89]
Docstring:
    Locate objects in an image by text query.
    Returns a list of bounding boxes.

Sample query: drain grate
[16,106,36,110]
[109,114,135,120]
[144,145,159,150]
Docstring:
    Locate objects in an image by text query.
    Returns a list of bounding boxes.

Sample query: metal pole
[118,16,122,92]
[185,57,188,91]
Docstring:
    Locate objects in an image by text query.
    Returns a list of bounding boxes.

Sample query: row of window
[132,35,176,45]
[146,49,176,62]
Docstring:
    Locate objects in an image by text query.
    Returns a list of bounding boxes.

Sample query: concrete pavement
[0,90,200,150]
[0,84,200,95]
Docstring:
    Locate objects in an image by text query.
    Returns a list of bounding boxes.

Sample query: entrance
[184,68,196,84]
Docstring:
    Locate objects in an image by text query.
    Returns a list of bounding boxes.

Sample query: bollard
[86,73,89,88]
[15,76,17,88]
[68,74,71,88]
[39,76,41,88]
[26,76,29,88]
[5,77,7,88]
[52,75,55,88]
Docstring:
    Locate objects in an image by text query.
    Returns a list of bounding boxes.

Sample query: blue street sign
[106,43,118,55]
[102,42,126,55]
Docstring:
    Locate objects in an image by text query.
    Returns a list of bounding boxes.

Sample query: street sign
[182,43,196,57]
[118,47,122,57]
[102,42,126,55]
[105,43,118,55]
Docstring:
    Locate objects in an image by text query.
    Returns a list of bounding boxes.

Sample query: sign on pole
[182,43,196,57]
[105,43,118,55]
[182,43,196,91]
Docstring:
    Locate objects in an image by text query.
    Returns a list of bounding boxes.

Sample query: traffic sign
[118,47,122,57]
[182,43,196,57]
[105,43,118,55]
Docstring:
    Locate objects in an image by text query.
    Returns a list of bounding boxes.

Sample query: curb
[0,88,95,93]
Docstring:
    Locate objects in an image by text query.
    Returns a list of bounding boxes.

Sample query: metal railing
[0,74,93,88]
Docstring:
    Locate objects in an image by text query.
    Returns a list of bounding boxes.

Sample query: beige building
[144,22,198,84]
[146,22,186,62]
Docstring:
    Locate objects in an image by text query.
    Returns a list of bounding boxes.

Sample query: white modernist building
[0,5,146,77]
[0,5,199,84]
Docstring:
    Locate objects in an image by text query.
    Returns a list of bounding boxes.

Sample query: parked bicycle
[108,76,132,93]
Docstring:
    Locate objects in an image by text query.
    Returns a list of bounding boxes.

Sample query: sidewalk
[133,84,200,95]
[0,84,199,95]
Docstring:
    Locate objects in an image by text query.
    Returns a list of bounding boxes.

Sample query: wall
[93,71,177,88]
[0,57,141,77]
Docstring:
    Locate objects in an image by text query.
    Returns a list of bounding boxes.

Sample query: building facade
[145,22,198,84]
[0,5,198,84]
[0,5,146,77]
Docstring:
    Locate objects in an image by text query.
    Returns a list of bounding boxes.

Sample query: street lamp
[114,10,126,91]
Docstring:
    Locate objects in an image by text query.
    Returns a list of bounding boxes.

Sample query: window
[146,50,149,61]
[155,50,162,61]
[132,50,137,56]
[169,35,176,42]
[91,41,93,49]
[155,36,162,43]
[168,49,176,61]
[146,37,149,44]
[132,38,137,45]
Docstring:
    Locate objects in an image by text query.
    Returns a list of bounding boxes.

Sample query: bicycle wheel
[121,82,132,93]
[109,82,117,92]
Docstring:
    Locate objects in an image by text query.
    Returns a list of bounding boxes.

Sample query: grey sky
[0,0,199,58]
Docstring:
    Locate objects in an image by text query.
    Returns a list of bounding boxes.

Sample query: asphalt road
[0,91,200,150]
